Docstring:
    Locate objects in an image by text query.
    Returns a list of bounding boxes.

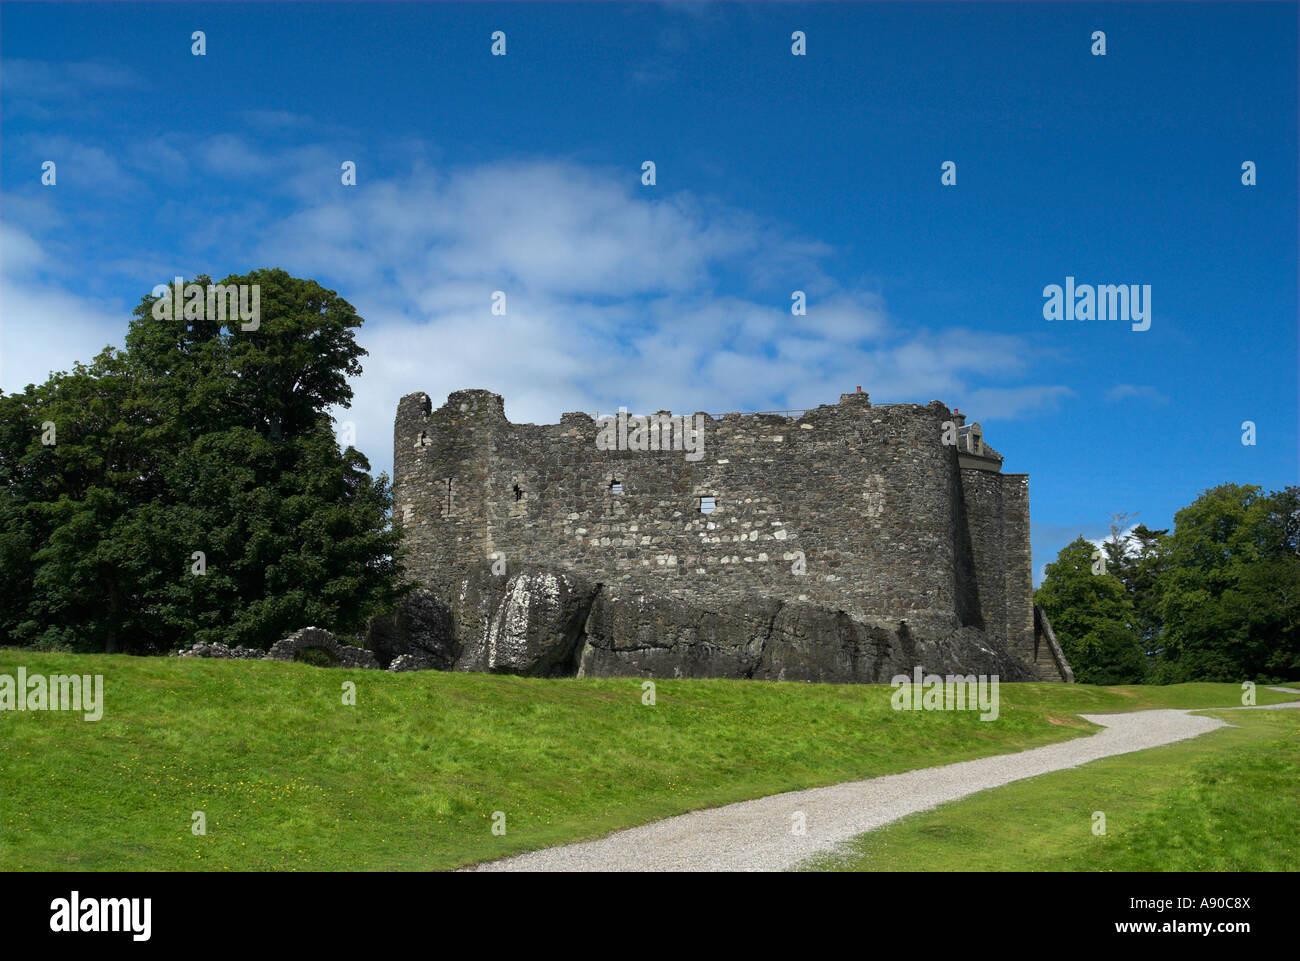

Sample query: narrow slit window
[513,483,523,501]
[699,496,717,515]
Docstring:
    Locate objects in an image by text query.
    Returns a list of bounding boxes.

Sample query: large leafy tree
[0,269,405,653]
[1034,536,1148,684]
[1039,487,1300,685]
[1152,484,1299,683]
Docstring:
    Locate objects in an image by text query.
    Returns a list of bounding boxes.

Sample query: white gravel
[473,701,1298,872]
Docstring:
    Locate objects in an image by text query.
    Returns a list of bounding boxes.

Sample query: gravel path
[474,701,1298,872]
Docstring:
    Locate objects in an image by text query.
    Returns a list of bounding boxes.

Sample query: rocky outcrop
[579,588,1034,682]
[370,564,597,676]
[364,590,458,669]
[480,568,597,676]
[365,562,1036,682]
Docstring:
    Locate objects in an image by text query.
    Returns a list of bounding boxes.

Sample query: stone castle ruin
[375,388,1073,683]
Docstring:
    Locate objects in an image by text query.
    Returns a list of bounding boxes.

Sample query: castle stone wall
[960,468,1007,645]
[399,390,967,636]
[391,388,1071,682]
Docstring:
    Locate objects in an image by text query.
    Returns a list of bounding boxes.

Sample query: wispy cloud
[1,59,143,119]
[965,385,1075,420]
[1104,383,1169,405]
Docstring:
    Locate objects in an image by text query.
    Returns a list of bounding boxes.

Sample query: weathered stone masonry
[381,388,1073,683]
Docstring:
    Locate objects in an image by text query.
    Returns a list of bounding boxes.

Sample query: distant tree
[1035,536,1148,684]
[1103,520,1169,655]
[1152,484,1299,683]
[0,269,407,653]
[1101,510,1140,576]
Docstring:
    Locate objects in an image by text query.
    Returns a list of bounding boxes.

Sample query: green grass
[1,649,1294,871]
[804,706,1299,872]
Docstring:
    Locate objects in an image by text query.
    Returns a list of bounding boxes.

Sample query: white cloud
[249,158,1076,477]
[1,59,140,98]
[1104,383,1169,405]
[1,137,1072,481]
[0,224,125,391]
[22,135,136,191]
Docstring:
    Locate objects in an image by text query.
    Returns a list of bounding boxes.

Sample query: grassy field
[1,649,1294,871]
[804,705,1299,872]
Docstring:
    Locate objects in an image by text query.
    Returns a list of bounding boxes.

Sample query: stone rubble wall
[179,628,384,670]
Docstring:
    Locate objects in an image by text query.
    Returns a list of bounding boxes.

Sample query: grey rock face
[908,624,1036,681]
[371,563,598,676]
[579,590,771,680]
[578,586,1034,683]
[754,605,891,683]
[369,560,1035,683]
[365,590,458,669]
[480,567,599,676]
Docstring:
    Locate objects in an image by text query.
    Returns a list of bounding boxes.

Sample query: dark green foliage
[1106,523,1168,651]
[0,269,407,653]
[294,647,339,667]
[1034,537,1148,684]
[1151,484,1299,683]
[1037,485,1299,684]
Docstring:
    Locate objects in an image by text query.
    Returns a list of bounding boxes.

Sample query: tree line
[1035,486,1299,684]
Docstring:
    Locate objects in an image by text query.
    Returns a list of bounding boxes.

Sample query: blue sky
[2,2,1296,583]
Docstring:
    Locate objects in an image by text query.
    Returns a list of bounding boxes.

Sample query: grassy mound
[1,649,1293,871]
